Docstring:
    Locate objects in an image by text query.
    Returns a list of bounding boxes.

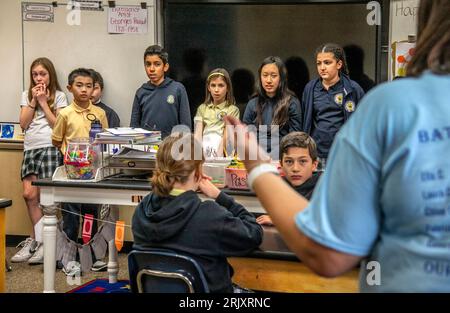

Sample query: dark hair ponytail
[315,43,349,76]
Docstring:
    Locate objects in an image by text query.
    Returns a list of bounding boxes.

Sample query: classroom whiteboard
[22,0,156,126]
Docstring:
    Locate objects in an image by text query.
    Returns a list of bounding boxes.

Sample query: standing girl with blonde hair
[12,57,68,264]
[194,68,239,158]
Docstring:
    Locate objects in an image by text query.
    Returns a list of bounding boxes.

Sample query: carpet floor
[5,247,130,293]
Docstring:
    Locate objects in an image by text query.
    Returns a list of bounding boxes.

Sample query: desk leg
[42,205,58,293]
[108,240,118,283]
[107,205,119,283]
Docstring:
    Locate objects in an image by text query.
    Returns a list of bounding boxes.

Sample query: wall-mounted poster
[392,41,416,78]
[108,5,148,34]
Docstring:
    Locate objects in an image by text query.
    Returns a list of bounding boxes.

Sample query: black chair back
[128,249,209,293]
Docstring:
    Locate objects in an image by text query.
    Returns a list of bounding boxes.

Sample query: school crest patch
[345,100,355,112]
[217,111,227,121]
[334,93,343,105]
[167,95,175,104]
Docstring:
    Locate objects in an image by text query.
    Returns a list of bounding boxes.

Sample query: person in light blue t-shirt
[296,70,450,292]
[224,0,450,292]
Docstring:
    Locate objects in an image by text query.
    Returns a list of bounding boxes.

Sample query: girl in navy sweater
[301,43,365,169]
[243,56,302,156]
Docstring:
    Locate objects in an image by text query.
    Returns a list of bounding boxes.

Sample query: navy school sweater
[301,74,364,158]
[130,78,192,138]
[243,95,303,153]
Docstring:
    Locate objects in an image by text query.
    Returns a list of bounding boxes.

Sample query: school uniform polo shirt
[311,80,346,158]
[194,101,239,135]
[52,101,108,153]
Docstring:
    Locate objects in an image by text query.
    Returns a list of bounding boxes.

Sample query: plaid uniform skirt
[21,146,63,180]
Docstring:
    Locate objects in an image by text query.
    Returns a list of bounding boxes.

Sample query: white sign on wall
[22,2,54,22]
[108,6,148,34]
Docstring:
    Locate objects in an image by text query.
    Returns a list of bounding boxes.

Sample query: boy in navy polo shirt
[302,43,364,169]
[130,45,191,138]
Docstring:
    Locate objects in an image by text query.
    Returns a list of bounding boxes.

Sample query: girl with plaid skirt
[11,57,68,264]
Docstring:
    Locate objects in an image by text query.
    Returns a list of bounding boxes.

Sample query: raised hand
[36,83,49,105]
[31,84,41,100]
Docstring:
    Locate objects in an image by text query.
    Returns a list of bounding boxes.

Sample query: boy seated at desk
[256,132,321,226]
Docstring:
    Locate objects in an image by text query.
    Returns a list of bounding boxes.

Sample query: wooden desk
[33,178,360,293]
[228,257,359,293]
[0,198,12,293]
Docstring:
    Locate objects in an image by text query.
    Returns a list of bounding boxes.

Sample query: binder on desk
[93,128,161,145]
[105,127,153,136]
[108,147,156,170]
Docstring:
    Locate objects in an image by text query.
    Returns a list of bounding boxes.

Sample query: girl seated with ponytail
[132,133,262,293]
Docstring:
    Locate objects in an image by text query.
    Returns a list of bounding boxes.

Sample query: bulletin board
[22,0,156,127]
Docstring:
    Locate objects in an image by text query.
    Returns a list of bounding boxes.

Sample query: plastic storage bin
[203,163,227,188]
[202,157,232,188]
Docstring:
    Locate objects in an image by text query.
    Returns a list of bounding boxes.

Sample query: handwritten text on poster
[108,6,147,34]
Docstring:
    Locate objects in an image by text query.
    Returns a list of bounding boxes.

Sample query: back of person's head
[144,45,169,64]
[343,44,364,75]
[68,68,95,86]
[280,132,318,162]
[183,48,206,74]
[231,68,255,104]
[315,43,349,76]
[407,0,450,76]
[284,56,310,100]
[151,133,204,197]
[28,57,62,106]
[204,68,235,106]
[256,56,293,127]
[88,69,104,90]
